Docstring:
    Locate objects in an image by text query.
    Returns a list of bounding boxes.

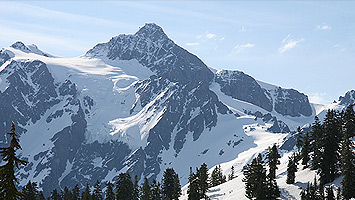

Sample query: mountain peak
[135,23,167,38]
[10,41,31,52]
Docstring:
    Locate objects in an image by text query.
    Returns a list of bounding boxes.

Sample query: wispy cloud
[239,26,247,32]
[333,43,346,52]
[308,92,329,104]
[279,34,304,53]
[186,42,199,46]
[232,43,255,54]
[316,23,332,31]
[196,32,217,40]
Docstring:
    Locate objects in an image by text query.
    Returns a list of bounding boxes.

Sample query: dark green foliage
[228,166,236,181]
[116,172,134,200]
[266,177,280,199]
[286,154,297,184]
[325,186,335,200]
[187,168,199,200]
[243,154,268,200]
[81,183,91,200]
[296,126,304,153]
[72,184,80,200]
[105,182,115,200]
[161,168,181,200]
[266,144,281,180]
[92,180,103,200]
[197,163,209,199]
[341,105,355,200]
[50,189,62,200]
[22,181,39,200]
[210,165,226,187]
[133,175,139,200]
[336,187,342,200]
[301,132,310,167]
[37,191,45,200]
[311,116,323,170]
[62,186,72,200]
[300,180,322,200]
[0,122,28,200]
[320,110,342,185]
[151,179,161,200]
[140,177,152,200]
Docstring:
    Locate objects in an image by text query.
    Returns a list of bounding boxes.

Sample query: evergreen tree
[320,110,342,185]
[104,182,115,200]
[0,122,28,200]
[266,177,280,199]
[50,189,62,200]
[92,180,103,200]
[197,163,209,199]
[141,177,152,200]
[161,168,181,200]
[133,175,139,200]
[301,132,310,167]
[325,186,335,200]
[266,144,281,180]
[116,172,134,200]
[22,180,38,200]
[311,116,324,170]
[286,154,297,184]
[336,187,342,200]
[243,154,268,200]
[341,105,355,200]
[210,165,226,187]
[63,186,72,200]
[187,168,199,200]
[72,184,80,200]
[228,166,236,181]
[151,179,161,200]
[81,183,92,200]
[296,126,304,153]
[37,191,45,200]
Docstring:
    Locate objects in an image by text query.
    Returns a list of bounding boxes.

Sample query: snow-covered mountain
[0,23,348,198]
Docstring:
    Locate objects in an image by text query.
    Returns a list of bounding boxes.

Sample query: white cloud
[333,43,346,52]
[186,42,199,46]
[279,34,304,53]
[308,92,329,104]
[239,26,247,32]
[316,23,332,31]
[233,43,255,54]
[206,33,216,39]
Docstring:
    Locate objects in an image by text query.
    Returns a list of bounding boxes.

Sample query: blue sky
[0,1,354,104]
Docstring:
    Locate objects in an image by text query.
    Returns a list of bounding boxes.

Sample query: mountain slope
[0,23,324,197]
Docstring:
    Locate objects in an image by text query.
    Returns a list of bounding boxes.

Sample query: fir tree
[301,132,310,167]
[133,175,139,200]
[325,186,335,200]
[296,126,304,153]
[105,182,115,200]
[286,154,297,184]
[243,154,268,200]
[197,163,209,199]
[116,172,134,200]
[81,183,92,200]
[72,184,80,200]
[63,186,72,200]
[0,122,28,200]
[341,105,355,200]
[92,180,103,200]
[266,144,281,180]
[22,180,39,200]
[187,168,199,200]
[266,177,280,199]
[210,165,226,187]
[311,116,324,170]
[37,191,45,200]
[50,189,62,200]
[141,177,152,200]
[161,168,181,200]
[320,110,342,185]
[151,179,161,200]
[228,166,236,181]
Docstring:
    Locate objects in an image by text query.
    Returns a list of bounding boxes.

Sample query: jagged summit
[10,41,31,52]
[86,23,214,84]
[135,23,167,38]
[9,41,52,57]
